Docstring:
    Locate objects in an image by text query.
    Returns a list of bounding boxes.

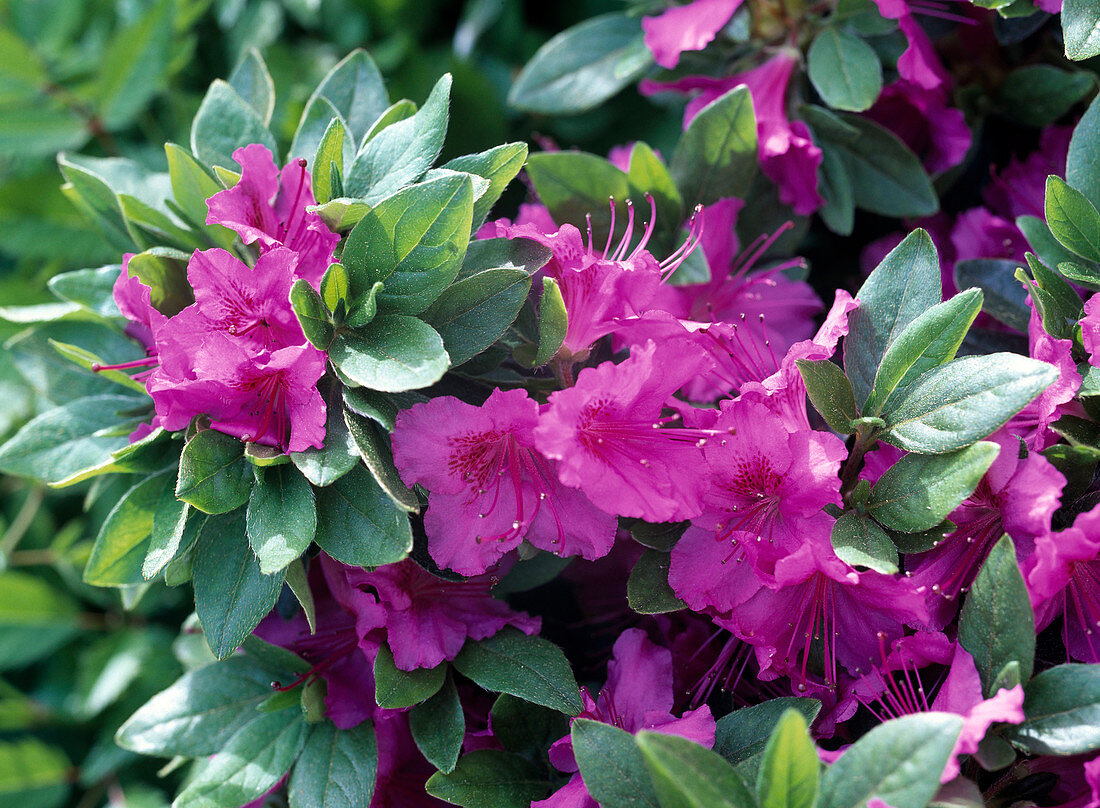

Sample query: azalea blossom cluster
[109,144,337,452]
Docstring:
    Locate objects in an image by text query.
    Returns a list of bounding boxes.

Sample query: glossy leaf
[175,429,253,515]
[671,86,758,206]
[289,722,377,808]
[246,465,317,575]
[637,731,755,808]
[312,465,413,567]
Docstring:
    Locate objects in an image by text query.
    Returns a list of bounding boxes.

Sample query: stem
[839,428,878,500]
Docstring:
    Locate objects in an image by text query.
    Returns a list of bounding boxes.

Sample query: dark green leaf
[508,13,651,115]
[312,50,389,147]
[796,359,859,434]
[953,260,1029,332]
[453,628,583,715]
[490,694,570,760]
[1067,95,1100,209]
[373,644,445,709]
[313,465,413,567]
[830,512,899,574]
[627,549,686,614]
[714,698,822,779]
[817,713,963,808]
[958,534,1035,695]
[867,442,998,533]
[1046,176,1100,263]
[143,479,191,578]
[410,676,465,773]
[343,409,419,512]
[671,86,758,206]
[997,65,1095,126]
[807,28,883,112]
[571,719,659,808]
[246,465,317,574]
[525,151,632,240]
[425,267,532,366]
[879,354,1057,453]
[193,512,286,660]
[291,390,360,487]
[1007,664,1100,755]
[176,430,253,515]
[329,316,450,392]
[309,118,348,208]
[844,229,941,408]
[289,722,377,808]
[425,749,550,808]
[637,731,755,808]
[0,738,70,808]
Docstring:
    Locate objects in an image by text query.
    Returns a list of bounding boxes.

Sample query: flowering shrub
[3,1,1100,807]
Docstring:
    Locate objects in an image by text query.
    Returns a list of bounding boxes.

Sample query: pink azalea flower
[706,544,930,691]
[487,197,701,361]
[1027,502,1100,663]
[852,634,1023,782]
[950,208,1029,266]
[641,51,824,215]
[534,339,716,523]
[984,126,1072,222]
[907,430,1065,625]
[371,711,450,808]
[324,556,540,671]
[865,79,971,173]
[535,628,716,808]
[391,388,617,576]
[1084,294,1100,366]
[871,0,950,90]
[206,143,340,285]
[669,396,845,585]
[642,0,744,69]
[112,253,169,350]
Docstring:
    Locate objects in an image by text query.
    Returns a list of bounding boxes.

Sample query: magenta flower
[391,388,616,576]
[1084,294,1100,367]
[325,556,540,671]
[643,51,824,215]
[112,253,169,351]
[534,339,716,523]
[710,544,930,691]
[907,430,1065,624]
[535,628,716,808]
[1028,502,1100,663]
[866,79,971,173]
[669,396,845,584]
[206,143,339,284]
[642,0,744,69]
[852,634,1023,782]
[371,712,450,808]
[984,125,1071,222]
[871,0,950,90]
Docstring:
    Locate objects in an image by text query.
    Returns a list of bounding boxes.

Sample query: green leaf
[193,512,286,660]
[796,359,859,434]
[817,713,963,808]
[313,465,413,567]
[958,534,1035,696]
[92,0,174,129]
[1057,260,1100,290]
[816,144,856,236]
[490,693,570,760]
[411,676,465,774]
[47,265,122,319]
[291,279,335,350]
[867,443,998,533]
[0,105,87,159]
[807,28,883,112]
[818,116,938,218]
[1045,176,1100,263]
[866,289,984,415]
[0,571,80,672]
[125,247,194,316]
[425,749,550,808]
[289,722,377,808]
[571,719,659,808]
[714,698,822,779]
[830,512,899,574]
[879,354,1057,453]
[1063,0,1100,61]
[525,151,632,240]
[228,49,275,126]
[844,229,941,408]
[627,549,686,614]
[0,394,138,485]
[953,260,1029,332]
[322,263,351,313]
[1019,254,1083,339]
[311,117,348,206]
[176,430,253,515]
[425,267,532,366]
[444,143,529,231]
[671,86,758,206]
[308,50,389,147]
[628,141,685,231]
[343,409,419,512]
[508,13,651,115]
[636,731,755,808]
[142,481,191,578]
[46,339,144,394]
[329,316,450,392]
[453,627,583,715]
[191,80,278,170]
[0,738,70,808]
[246,465,317,575]
[756,710,820,808]
[1007,664,1100,755]
[175,709,306,808]
[344,74,452,204]
[362,100,418,145]
[291,389,360,487]
[997,65,1096,127]
[1068,95,1100,210]
[116,657,281,756]
[85,471,174,587]
[373,644,445,709]
[534,277,568,366]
